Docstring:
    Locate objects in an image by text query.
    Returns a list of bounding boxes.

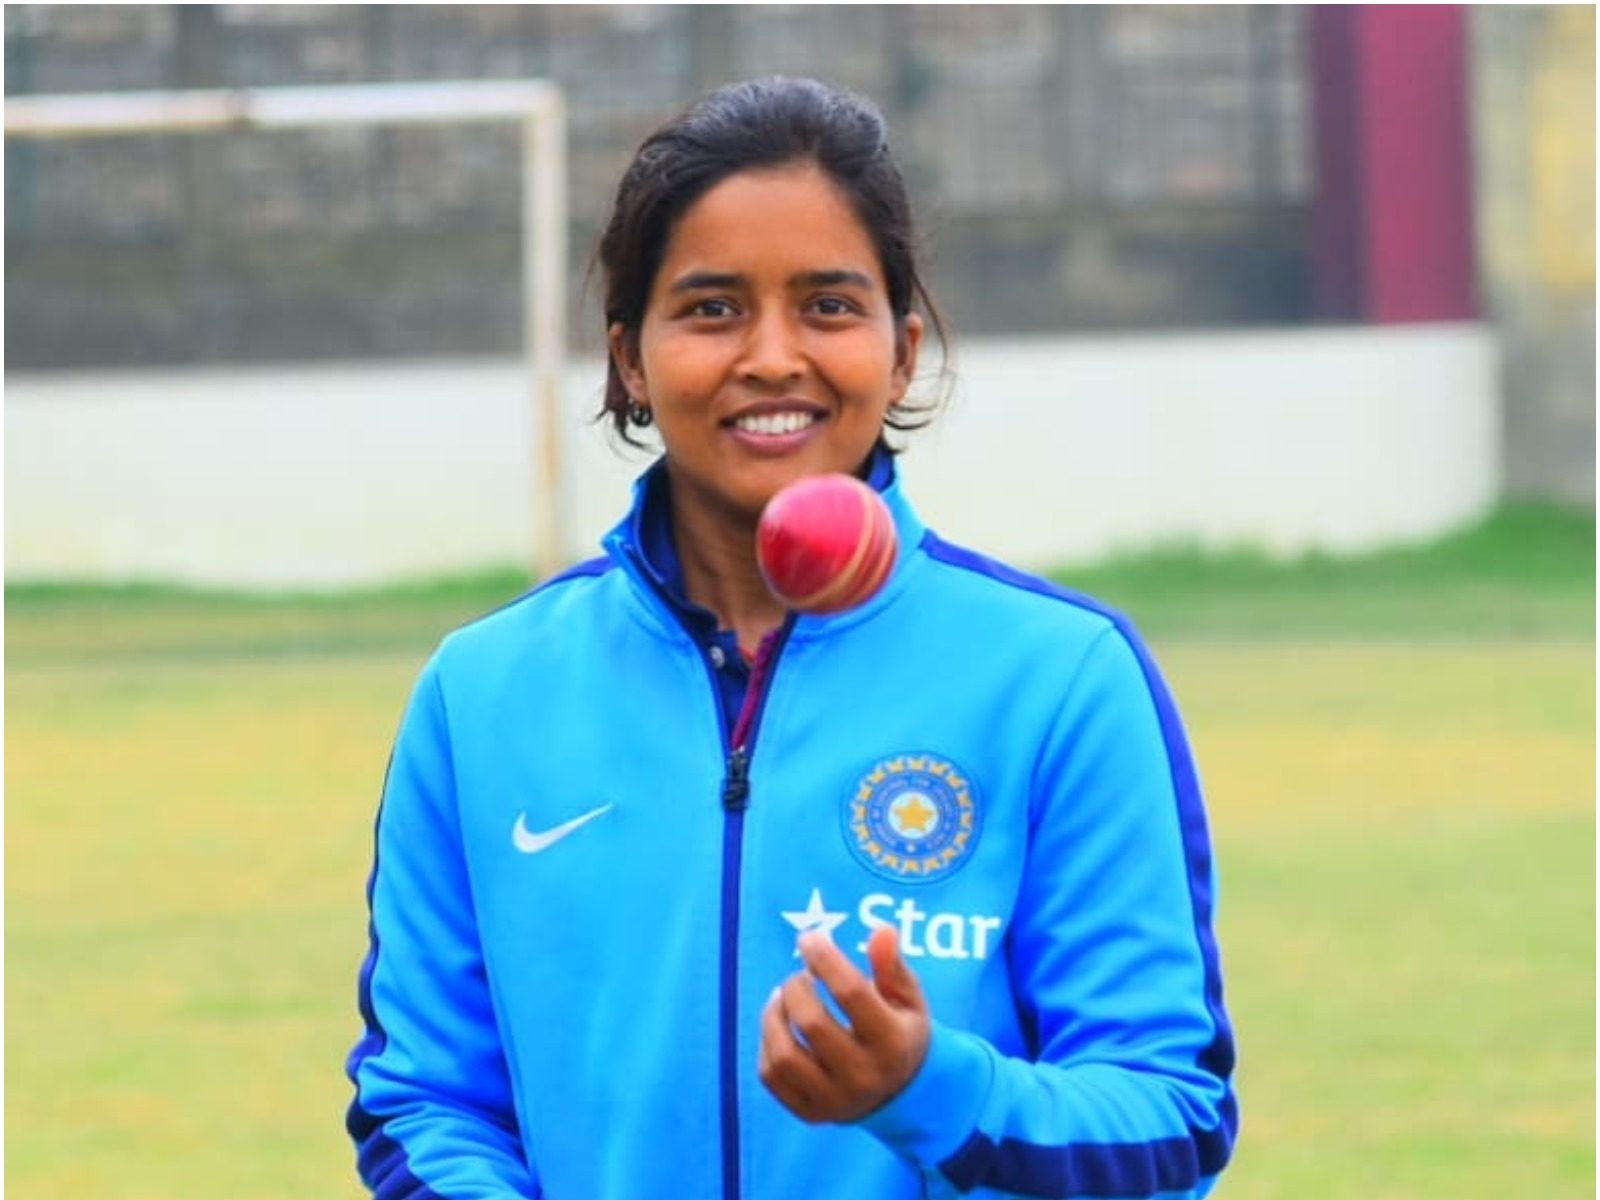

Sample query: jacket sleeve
[857,623,1238,1198]
[345,654,542,1199]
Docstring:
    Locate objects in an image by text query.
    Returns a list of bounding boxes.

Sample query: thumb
[867,925,925,1011]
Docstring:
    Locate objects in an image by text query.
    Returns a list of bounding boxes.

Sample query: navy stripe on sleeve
[922,532,1238,1195]
[942,1118,1233,1197]
[344,753,447,1200]
[350,1105,444,1200]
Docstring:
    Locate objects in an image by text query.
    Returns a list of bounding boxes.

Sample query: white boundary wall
[6,323,1499,588]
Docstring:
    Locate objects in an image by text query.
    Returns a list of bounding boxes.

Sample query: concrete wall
[6,325,1500,589]
[5,6,1313,369]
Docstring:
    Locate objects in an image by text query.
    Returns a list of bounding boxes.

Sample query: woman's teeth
[733,411,817,436]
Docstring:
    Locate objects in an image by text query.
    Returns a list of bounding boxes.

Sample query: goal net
[5,80,570,582]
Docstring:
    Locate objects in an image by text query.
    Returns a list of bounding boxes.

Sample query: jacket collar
[600,443,925,633]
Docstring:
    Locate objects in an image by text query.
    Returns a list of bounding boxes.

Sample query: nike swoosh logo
[512,803,615,854]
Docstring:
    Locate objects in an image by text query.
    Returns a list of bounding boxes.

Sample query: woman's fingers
[757,983,836,1122]
[796,931,896,1043]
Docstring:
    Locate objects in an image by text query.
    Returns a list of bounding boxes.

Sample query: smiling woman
[615,166,920,506]
[344,77,1239,1200]
[607,163,923,648]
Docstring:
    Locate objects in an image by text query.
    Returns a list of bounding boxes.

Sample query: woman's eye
[690,298,735,318]
[812,296,856,317]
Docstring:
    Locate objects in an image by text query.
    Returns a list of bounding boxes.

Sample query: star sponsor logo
[844,753,980,883]
[781,888,849,949]
[780,888,1003,962]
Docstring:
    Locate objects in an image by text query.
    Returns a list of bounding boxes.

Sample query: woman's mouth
[731,410,819,436]
[724,407,825,455]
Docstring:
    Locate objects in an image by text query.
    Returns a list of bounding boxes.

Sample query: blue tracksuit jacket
[346,457,1238,1199]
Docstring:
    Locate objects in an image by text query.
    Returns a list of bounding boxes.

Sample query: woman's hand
[757,925,931,1123]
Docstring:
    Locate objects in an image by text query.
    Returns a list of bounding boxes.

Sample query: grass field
[6,505,1595,1198]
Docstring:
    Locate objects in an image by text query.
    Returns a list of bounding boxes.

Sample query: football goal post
[5,79,571,581]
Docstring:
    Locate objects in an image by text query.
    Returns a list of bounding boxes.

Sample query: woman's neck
[667,479,788,657]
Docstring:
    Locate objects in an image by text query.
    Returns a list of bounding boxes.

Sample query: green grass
[5,504,1594,1197]
[8,652,409,1199]
[1186,639,1594,1197]
[1054,503,1596,637]
[3,567,533,665]
[5,504,1594,663]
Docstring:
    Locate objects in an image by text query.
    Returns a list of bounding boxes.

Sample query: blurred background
[5,5,1594,1199]
[6,3,1594,582]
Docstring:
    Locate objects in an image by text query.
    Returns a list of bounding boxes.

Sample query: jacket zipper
[614,537,793,1200]
[714,623,791,1200]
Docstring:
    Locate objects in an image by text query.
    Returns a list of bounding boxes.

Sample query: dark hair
[594,76,948,448]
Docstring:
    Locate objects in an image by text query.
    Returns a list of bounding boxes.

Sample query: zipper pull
[722,746,750,812]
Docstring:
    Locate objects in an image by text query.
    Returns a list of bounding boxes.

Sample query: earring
[627,400,654,428]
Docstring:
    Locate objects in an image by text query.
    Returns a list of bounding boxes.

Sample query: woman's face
[610,163,922,527]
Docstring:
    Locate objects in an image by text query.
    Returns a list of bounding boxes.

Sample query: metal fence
[5,4,1313,369]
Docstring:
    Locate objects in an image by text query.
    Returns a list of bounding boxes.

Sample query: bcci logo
[844,753,979,884]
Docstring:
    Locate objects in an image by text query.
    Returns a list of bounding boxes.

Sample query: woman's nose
[737,310,804,385]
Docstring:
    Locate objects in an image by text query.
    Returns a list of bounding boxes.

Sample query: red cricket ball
[755,473,899,615]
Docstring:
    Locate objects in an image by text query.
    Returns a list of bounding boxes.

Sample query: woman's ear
[889,313,924,403]
[607,322,647,403]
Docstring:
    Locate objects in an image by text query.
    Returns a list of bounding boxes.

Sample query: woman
[346,77,1237,1200]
